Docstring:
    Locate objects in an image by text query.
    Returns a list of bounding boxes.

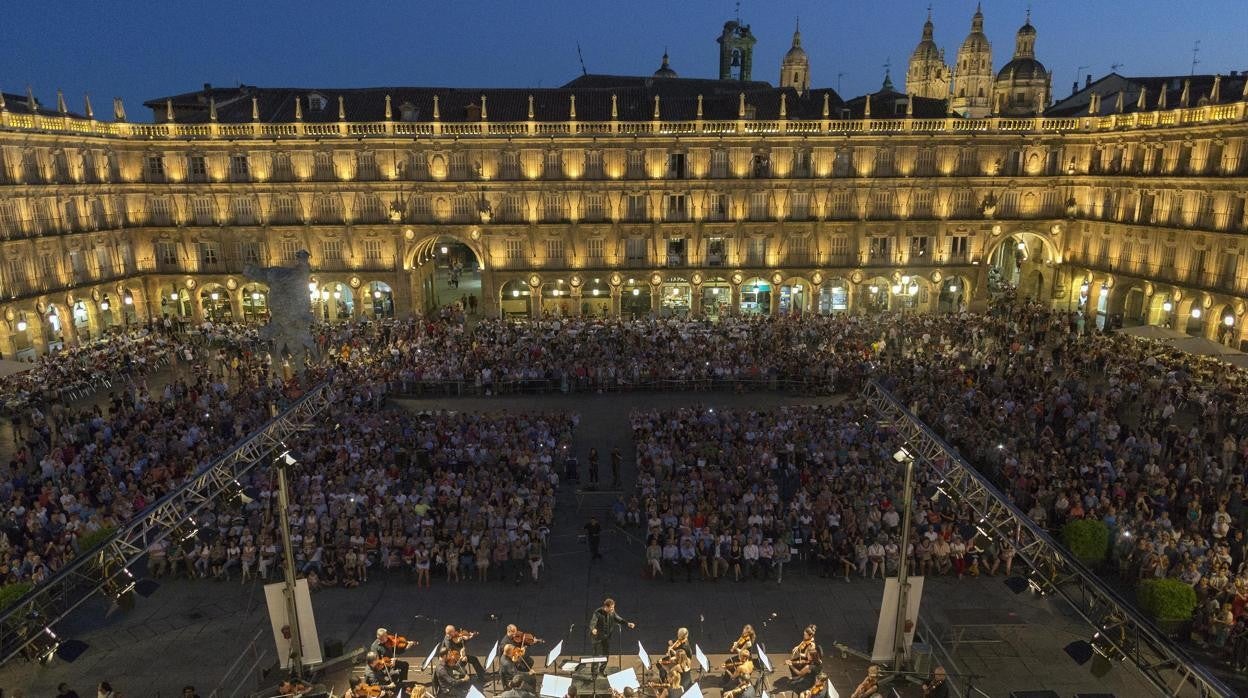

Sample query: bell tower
[718,19,757,81]
[780,22,810,95]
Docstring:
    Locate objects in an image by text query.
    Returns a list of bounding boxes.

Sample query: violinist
[649,651,686,698]
[365,651,399,691]
[720,648,753,689]
[729,624,756,657]
[921,666,949,698]
[371,627,412,683]
[506,623,545,649]
[786,625,818,678]
[849,665,880,698]
[657,627,691,684]
[500,642,535,690]
[723,673,757,698]
[343,677,386,698]
[440,625,485,678]
[787,639,821,694]
[435,649,473,698]
[799,673,830,698]
[278,677,312,697]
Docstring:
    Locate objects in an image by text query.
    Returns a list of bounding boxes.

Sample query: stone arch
[198,282,232,323]
[937,274,972,312]
[365,281,395,318]
[779,275,814,315]
[241,282,270,324]
[1210,303,1237,344]
[406,231,487,271]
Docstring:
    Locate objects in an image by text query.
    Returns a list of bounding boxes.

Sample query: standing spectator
[585,517,602,560]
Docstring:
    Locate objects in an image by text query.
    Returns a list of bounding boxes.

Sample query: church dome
[997,57,1047,81]
[783,29,807,63]
[1017,20,1037,36]
[911,18,940,62]
[653,52,678,79]
[959,4,989,53]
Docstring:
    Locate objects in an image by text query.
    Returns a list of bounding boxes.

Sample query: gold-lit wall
[0,102,1246,356]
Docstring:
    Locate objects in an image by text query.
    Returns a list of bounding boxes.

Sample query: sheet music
[485,640,500,669]
[607,668,641,692]
[756,644,773,673]
[693,643,709,672]
[545,639,564,667]
[467,686,486,698]
[680,683,704,698]
[638,641,651,670]
[422,644,439,670]
[540,674,573,698]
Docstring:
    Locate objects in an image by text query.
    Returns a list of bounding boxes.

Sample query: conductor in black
[590,597,635,675]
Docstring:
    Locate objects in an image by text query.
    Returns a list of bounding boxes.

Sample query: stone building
[0,18,1246,358]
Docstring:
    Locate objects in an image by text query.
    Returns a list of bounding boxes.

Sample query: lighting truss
[861,380,1233,698]
[0,382,332,667]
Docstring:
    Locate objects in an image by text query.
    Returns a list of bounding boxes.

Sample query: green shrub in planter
[0,582,33,611]
[1137,578,1197,622]
[76,525,117,554]
[1061,519,1109,565]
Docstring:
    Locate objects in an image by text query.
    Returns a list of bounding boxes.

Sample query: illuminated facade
[0,28,1247,358]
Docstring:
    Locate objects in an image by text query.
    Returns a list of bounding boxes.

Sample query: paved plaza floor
[0,390,1160,697]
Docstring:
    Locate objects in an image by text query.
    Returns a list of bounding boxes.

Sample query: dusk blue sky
[4,0,1245,120]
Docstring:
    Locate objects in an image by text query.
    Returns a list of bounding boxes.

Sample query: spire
[295,95,303,120]
[972,2,984,31]
[1157,85,1167,109]
[738,92,746,118]
[906,92,914,116]
[252,96,260,121]
[56,90,67,114]
[569,94,576,120]
[1137,86,1147,110]
[165,98,173,122]
[528,94,535,119]
[83,94,93,119]
[26,86,37,113]
[822,92,830,118]
[432,94,440,120]
[384,94,392,120]
[653,94,660,119]
[922,6,934,41]
[209,97,218,121]
[338,94,346,120]
[1210,75,1221,102]
[1179,79,1190,107]
[1115,90,1125,113]
[113,97,126,122]
[611,93,618,119]
[864,93,872,118]
[480,94,487,120]
[697,94,704,118]
[780,93,787,118]
[882,66,894,92]
[792,19,802,48]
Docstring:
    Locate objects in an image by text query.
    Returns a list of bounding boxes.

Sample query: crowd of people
[143,407,572,591]
[629,403,1013,585]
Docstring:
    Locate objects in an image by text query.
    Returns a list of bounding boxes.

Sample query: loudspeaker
[324,639,344,658]
[1064,640,1094,665]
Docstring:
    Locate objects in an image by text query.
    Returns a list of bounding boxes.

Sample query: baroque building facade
[0,28,1247,358]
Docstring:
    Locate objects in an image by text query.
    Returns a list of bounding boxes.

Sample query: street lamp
[15,315,27,332]
[1192,307,1203,319]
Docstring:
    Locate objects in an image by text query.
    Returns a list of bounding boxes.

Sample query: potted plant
[1137,578,1198,637]
[1061,519,1109,567]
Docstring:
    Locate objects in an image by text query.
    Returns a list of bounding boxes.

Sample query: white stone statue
[244,250,319,376]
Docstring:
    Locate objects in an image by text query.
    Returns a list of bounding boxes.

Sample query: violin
[382,632,415,652]
[730,631,753,653]
[279,679,311,696]
[450,629,479,642]
[505,644,528,662]
[356,686,384,698]
[444,649,463,665]
[509,629,544,646]
[808,675,827,698]
[371,655,395,670]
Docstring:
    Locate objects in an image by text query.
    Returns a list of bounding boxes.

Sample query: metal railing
[389,374,834,398]
[0,382,333,667]
[861,380,1234,698]
[209,627,270,698]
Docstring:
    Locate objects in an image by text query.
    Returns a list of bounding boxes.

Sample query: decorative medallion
[850,270,863,284]
[609,272,622,287]
[569,275,582,288]
[349,276,362,289]
[650,272,663,286]
[529,274,541,287]
[226,277,238,291]
[731,272,744,285]
[930,270,943,284]
[810,271,823,286]
[771,271,783,285]
[185,278,197,289]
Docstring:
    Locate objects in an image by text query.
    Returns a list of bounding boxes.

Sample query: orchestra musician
[657,627,692,685]
[590,597,635,676]
[364,651,400,691]
[849,665,881,698]
[785,626,821,693]
[649,653,685,698]
[440,625,486,678]
[921,666,949,698]
[370,627,412,683]
[500,675,536,698]
[501,642,537,691]
[434,649,473,698]
[729,624,756,657]
[278,678,312,697]
[799,673,830,698]
[343,677,385,698]
[506,623,545,648]
[720,648,754,689]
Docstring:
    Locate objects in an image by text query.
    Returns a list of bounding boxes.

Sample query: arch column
[769,288,781,315]
[479,268,497,317]
[56,307,78,347]
[691,284,703,316]
[529,282,542,318]
[571,290,583,317]
[353,286,368,319]
[190,291,205,325]
[730,283,741,315]
[0,326,14,360]
[650,284,661,314]
[969,266,991,312]
[610,288,622,318]
[25,315,48,356]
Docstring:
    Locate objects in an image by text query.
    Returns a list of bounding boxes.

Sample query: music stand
[607,668,641,693]
[679,683,703,698]
[540,674,572,698]
[421,644,440,671]
[693,644,710,672]
[484,641,501,693]
[637,642,651,671]
[545,640,564,668]
[467,687,487,698]
[755,644,774,695]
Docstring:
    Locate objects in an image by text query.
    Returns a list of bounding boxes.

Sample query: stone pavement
[0,390,1158,697]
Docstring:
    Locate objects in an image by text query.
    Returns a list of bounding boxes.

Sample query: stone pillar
[730,283,741,315]
[769,287,780,316]
[478,268,497,317]
[691,285,703,316]
[571,290,583,317]
[57,307,78,347]
[650,285,661,315]
[969,265,991,313]
[610,288,622,318]
[190,291,205,325]
[530,283,542,318]
[354,286,368,319]
[0,327,14,360]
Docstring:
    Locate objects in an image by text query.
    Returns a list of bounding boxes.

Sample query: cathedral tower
[779,23,810,95]
[992,11,1052,115]
[950,3,993,117]
[718,20,757,81]
[906,10,951,100]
